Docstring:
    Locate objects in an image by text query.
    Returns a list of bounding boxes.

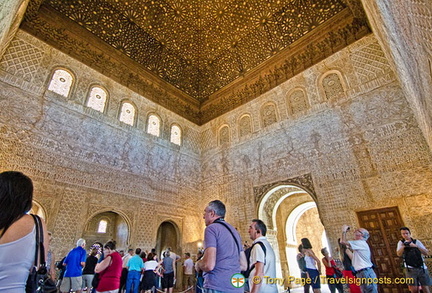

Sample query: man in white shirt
[341,225,377,293]
[396,227,431,293]
[248,219,278,293]
[183,252,195,291]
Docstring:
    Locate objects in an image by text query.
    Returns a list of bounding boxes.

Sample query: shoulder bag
[25,214,57,293]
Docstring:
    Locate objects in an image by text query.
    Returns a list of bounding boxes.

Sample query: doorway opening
[257,181,327,285]
[156,221,181,258]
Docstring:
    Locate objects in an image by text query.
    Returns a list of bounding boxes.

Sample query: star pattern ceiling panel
[45,0,346,102]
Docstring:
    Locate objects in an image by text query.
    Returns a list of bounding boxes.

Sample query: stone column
[0,0,30,60]
[266,229,284,279]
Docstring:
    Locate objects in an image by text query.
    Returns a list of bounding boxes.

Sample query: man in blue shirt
[126,248,144,293]
[195,200,247,293]
[60,238,87,293]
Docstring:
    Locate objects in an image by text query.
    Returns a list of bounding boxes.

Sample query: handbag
[25,214,57,293]
[91,273,100,289]
[333,266,343,278]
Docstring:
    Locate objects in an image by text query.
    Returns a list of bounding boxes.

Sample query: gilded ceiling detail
[41,0,346,101]
[22,0,370,124]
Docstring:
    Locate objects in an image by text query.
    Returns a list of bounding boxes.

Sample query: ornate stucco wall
[200,34,432,251]
[1,28,432,267]
[0,30,206,256]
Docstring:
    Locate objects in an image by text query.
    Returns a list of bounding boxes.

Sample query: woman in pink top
[95,241,123,293]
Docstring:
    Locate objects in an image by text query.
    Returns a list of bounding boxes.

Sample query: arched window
[287,89,309,115]
[97,219,108,233]
[261,102,278,128]
[170,124,182,145]
[320,71,345,101]
[218,125,230,145]
[147,114,161,137]
[239,114,252,138]
[119,101,136,126]
[86,86,108,112]
[47,69,74,97]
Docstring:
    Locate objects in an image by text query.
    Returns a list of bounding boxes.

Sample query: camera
[404,241,411,247]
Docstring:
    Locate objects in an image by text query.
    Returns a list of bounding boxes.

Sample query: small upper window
[47,69,74,97]
[147,114,160,137]
[97,219,108,233]
[119,101,136,126]
[87,86,107,112]
[170,124,181,145]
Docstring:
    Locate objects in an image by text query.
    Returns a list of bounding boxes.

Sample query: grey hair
[208,200,226,218]
[77,238,86,247]
[359,228,370,240]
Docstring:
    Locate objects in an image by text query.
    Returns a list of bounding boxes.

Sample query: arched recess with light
[86,85,108,113]
[170,123,182,145]
[83,209,131,251]
[147,113,162,137]
[256,176,328,282]
[119,100,137,126]
[47,67,75,98]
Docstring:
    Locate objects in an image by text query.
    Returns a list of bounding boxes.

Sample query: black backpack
[242,242,266,278]
[401,239,424,268]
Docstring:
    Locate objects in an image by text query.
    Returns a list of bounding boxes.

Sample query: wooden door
[357,207,405,293]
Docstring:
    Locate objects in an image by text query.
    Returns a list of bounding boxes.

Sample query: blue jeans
[125,270,141,293]
[356,267,378,293]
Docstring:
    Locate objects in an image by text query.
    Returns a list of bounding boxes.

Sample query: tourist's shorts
[60,276,82,292]
[162,272,175,288]
[405,267,432,286]
[307,268,321,289]
[82,274,94,289]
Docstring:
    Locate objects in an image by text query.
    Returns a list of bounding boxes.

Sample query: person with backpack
[396,227,431,293]
[247,219,277,293]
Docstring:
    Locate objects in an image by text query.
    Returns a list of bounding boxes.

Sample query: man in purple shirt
[195,200,247,293]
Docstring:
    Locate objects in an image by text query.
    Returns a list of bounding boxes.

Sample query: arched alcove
[83,211,130,251]
[155,221,180,257]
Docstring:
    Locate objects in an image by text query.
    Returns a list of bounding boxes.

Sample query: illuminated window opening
[47,69,74,97]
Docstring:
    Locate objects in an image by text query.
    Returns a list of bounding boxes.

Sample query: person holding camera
[341,225,377,293]
[397,227,431,293]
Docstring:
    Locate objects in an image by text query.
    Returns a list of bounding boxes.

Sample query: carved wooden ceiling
[22,0,370,124]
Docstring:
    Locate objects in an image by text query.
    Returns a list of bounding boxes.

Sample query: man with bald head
[341,225,377,293]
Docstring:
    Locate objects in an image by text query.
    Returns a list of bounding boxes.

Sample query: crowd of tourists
[1,171,431,293]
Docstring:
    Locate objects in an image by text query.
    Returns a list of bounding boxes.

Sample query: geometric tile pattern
[0,39,44,82]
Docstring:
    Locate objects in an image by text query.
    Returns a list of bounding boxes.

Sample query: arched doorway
[256,179,327,288]
[284,201,328,280]
[155,221,180,257]
[83,211,130,251]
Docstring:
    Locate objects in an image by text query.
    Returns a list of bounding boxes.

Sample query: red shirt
[324,258,336,276]
[97,251,123,291]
